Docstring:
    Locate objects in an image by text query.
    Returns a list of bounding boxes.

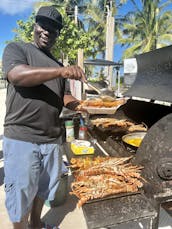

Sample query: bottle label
[79,130,85,140]
[79,127,87,140]
[66,127,75,142]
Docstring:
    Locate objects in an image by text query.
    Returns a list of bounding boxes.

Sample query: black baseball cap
[36,6,63,31]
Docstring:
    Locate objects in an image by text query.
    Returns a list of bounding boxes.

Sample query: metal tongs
[85,82,116,102]
[86,82,101,94]
[87,131,109,156]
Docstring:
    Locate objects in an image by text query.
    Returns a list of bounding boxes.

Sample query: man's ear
[33,23,37,28]
[33,23,37,31]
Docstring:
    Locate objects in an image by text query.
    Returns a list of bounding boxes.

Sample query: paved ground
[0,88,171,229]
[0,88,87,229]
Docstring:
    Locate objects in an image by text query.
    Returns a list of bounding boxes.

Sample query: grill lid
[134,113,172,196]
[124,45,172,104]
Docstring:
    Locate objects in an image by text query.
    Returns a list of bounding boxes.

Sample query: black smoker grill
[81,45,172,229]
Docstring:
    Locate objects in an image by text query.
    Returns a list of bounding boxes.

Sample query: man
[2,5,86,229]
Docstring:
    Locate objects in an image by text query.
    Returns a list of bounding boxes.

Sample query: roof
[84,59,122,66]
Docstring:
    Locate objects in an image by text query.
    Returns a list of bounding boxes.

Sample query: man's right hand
[61,65,87,83]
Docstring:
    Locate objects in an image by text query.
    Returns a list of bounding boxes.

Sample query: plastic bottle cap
[79,126,87,130]
[65,120,74,127]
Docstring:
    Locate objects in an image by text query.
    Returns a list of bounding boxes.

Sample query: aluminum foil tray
[83,105,122,114]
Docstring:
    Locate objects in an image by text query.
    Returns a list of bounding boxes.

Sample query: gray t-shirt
[2,41,71,143]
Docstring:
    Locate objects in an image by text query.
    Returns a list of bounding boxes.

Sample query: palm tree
[117,0,172,59]
[42,1,127,59]
[81,0,127,58]
[13,0,127,62]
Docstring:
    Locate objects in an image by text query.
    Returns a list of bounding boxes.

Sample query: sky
[0,0,171,62]
[0,0,133,62]
[0,0,38,60]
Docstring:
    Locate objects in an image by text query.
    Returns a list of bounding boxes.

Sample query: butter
[71,140,95,155]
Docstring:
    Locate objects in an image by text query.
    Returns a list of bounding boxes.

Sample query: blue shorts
[3,137,67,223]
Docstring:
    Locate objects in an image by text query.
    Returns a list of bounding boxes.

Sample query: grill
[123,46,172,219]
[80,45,172,229]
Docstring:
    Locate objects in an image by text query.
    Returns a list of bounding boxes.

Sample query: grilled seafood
[70,156,109,169]
[91,118,147,132]
[80,98,126,108]
[71,174,139,207]
[127,124,147,132]
[69,156,144,207]
[91,118,134,128]
[81,98,104,107]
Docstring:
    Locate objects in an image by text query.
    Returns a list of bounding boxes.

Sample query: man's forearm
[64,94,81,111]
[7,64,64,87]
[7,64,86,87]
[65,100,81,111]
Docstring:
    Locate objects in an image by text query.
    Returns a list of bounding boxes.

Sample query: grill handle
[157,160,172,180]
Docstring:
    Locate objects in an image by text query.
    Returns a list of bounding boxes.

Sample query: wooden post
[76,49,84,100]
[72,5,84,100]
[105,5,115,88]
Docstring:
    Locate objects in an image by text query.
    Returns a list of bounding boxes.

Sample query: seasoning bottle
[65,120,75,142]
[79,125,87,140]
